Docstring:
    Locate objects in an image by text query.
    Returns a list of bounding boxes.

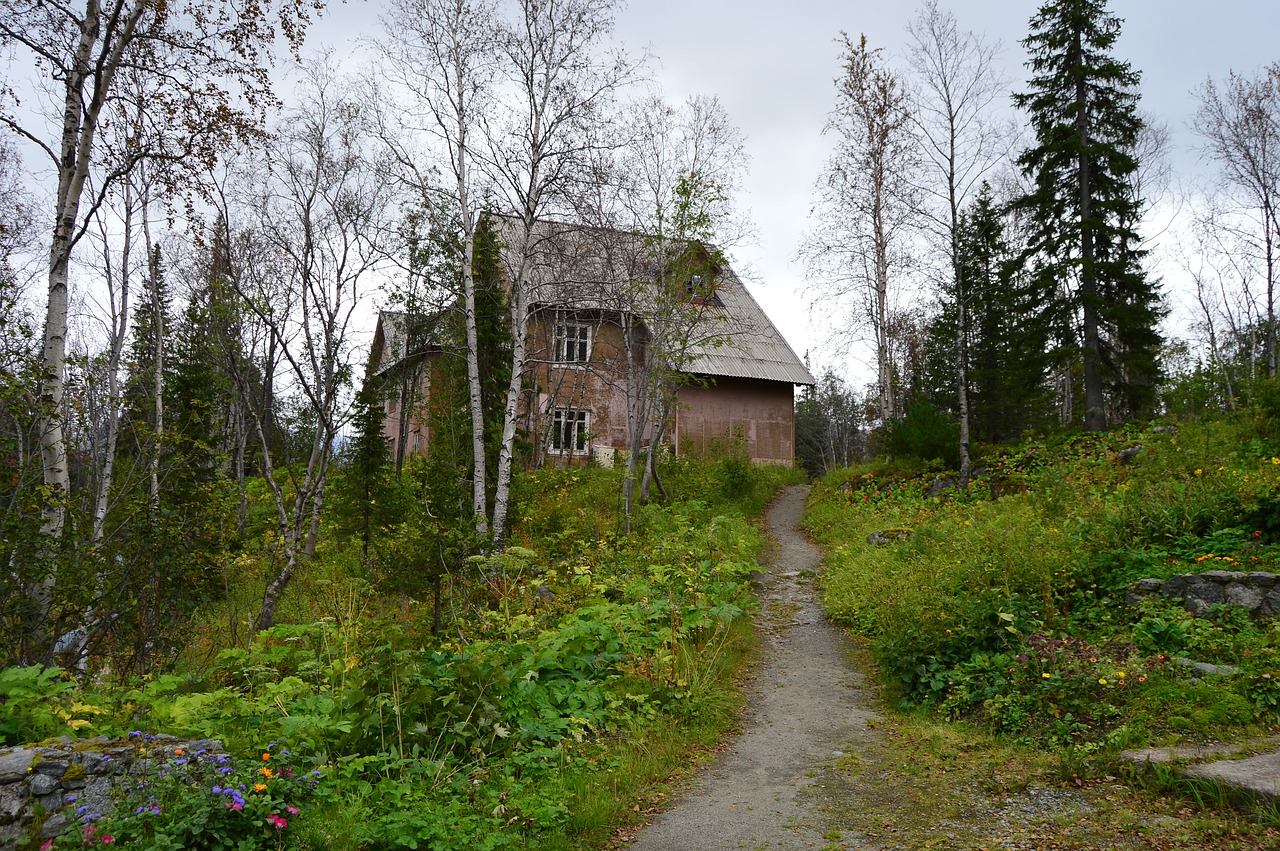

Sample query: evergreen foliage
[1013,0,1165,431]
[927,184,1052,441]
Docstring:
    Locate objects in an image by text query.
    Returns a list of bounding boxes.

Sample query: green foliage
[1131,614,1189,655]
[86,739,320,850]
[1014,0,1164,427]
[881,401,959,466]
[0,666,101,745]
[808,418,1280,748]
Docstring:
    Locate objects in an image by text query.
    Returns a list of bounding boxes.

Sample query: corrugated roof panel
[488,215,815,386]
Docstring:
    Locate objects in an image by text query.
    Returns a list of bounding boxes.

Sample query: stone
[836,481,853,492]
[0,749,34,783]
[1226,583,1265,613]
[33,756,68,777]
[1176,658,1240,676]
[1249,572,1278,587]
[866,529,912,546]
[1151,425,1178,434]
[28,773,59,796]
[1117,444,1143,463]
[39,812,69,839]
[1137,578,1163,592]
[926,476,957,498]
[1201,570,1245,583]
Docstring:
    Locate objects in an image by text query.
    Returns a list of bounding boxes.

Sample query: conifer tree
[1013,0,1163,431]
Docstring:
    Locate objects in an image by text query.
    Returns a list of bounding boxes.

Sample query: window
[549,408,590,454]
[554,323,591,365]
[684,274,721,306]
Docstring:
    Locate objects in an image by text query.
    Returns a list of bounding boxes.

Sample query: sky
[312,0,1279,383]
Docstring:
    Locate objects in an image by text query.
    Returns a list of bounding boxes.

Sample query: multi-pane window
[549,409,590,454]
[554,323,591,364]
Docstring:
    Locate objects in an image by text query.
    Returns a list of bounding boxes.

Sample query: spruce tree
[1013,0,1163,431]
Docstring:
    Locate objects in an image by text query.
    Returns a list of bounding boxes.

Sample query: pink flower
[40,841,53,851]
[285,806,299,815]
[101,838,115,845]
[266,814,288,829]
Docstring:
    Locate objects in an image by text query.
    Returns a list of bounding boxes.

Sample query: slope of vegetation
[806,411,1280,760]
[2,456,802,850]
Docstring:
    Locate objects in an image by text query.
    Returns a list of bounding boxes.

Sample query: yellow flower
[1195,469,1203,476]
[1042,673,1051,679]
[260,767,274,778]
[1099,678,1108,685]
[1116,671,1126,678]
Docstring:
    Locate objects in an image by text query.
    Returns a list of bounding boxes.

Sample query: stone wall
[1126,570,1280,618]
[0,735,222,846]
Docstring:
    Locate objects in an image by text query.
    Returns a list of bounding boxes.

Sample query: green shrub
[882,401,959,466]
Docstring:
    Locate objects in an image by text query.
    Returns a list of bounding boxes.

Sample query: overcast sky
[315,0,1279,384]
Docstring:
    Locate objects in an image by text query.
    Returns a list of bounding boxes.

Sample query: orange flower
[174,749,184,756]
[262,753,271,761]
[254,783,267,791]
[260,767,274,778]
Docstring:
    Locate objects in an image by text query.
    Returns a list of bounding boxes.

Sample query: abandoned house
[368,216,814,468]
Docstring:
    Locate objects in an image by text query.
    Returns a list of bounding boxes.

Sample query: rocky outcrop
[1127,571,1280,618]
[0,735,223,846]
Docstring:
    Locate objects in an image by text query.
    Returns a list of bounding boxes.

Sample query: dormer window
[685,273,721,306]
[554,323,591,365]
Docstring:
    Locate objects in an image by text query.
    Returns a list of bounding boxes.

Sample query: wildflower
[40,841,53,851]
[174,749,184,756]
[1137,676,1147,682]
[1116,671,1126,678]
[255,783,267,791]
[260,767,274,778]
[226,801,244,811]
[266,814,288,829]
[101,836,114,845]
[286,806,299,815]
[1099,678,1108,685]
[1042,673,1051,679]
[212,786,222,794]
[262,753,271,761]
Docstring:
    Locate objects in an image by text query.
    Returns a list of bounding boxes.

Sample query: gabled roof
[489,215,814,386]
[369,310,444,378]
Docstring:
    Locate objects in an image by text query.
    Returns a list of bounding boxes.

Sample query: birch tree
[804,33,917,426]
[376,0,498,535]
[225,63,396,631]
[1193,64,1280,377]
[0,0,320,654]
[905,2,1010,485]
[485,0,637,549]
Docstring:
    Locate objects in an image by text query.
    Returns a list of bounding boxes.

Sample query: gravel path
[627,485,882,850]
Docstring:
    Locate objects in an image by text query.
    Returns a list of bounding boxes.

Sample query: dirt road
[627,485,882,850]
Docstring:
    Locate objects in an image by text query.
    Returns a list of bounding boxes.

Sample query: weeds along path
[626,485,881,849]
[624,487,1244,851]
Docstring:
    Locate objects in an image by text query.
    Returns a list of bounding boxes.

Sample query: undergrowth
[806,414,1280,757]
[5,456,800,849]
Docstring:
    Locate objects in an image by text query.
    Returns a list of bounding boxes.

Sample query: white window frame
[549,408,591,455]
[554,322,592,366]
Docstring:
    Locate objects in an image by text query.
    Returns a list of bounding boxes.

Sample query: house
[368,216,814,467]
